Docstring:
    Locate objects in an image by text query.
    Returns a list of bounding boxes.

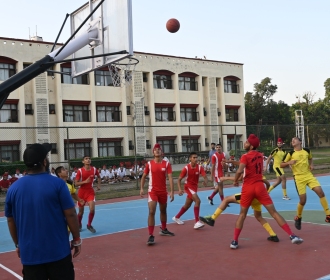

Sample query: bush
[0,161,26,176]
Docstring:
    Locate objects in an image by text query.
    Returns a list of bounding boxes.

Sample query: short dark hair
[211,142,216,145]
[189,152,197,158]
[55,166,64,177]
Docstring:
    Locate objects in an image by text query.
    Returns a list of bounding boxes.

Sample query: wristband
[73,237,81,241]
[72,240,82,246]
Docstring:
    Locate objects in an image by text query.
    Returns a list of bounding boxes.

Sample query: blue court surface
[1,175,330,254]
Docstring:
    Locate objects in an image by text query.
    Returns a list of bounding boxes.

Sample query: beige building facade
[0,36,246,163]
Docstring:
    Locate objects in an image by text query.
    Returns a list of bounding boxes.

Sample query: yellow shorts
[273,166,284,177]
[294,174,320,195]
[234,193,262,212]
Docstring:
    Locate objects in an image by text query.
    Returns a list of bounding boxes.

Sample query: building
[0,36,246,164]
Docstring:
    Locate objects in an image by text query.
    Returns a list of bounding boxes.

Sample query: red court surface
[1,215,329,280]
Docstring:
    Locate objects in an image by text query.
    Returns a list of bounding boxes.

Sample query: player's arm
[211,161,215,179]
[140,173,147,197]
[202,173,208,187]
[7,217,19,257]
[74,172,90,187]
[64,207,81,258]
[280,154,295,168]
[96,175,101,190]
[177,176,184,196]
[308,157,314,171]
[71,193,83,204]
[167,172,174,202]
[234,162,245,186]
[264,155,272,171]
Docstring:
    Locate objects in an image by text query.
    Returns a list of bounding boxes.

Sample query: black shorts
[23,254,74,280]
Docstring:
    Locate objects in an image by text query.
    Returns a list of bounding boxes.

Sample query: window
[227,136,242,151]
[0,143,19,162]
[63,105,90,122]
[180,107,199,122]
[98,141,122,156]
[60,66,89,85]
[25,104,33,115]
[224,80,239,93]
[0,104,18,122]
[96,106,121,122]
[155,107,175,122]
[179,76,198,91]
[182,139,200,152]
[64,142,91,160]
[95,69,114,86]
[0,63,16,81]
[226,108,239,122]
[50,143,57,154]
[157,140,177,153]
[153,74,172,89]
[49,104,56,114]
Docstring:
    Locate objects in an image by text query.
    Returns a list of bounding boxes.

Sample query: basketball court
[1,175,330,279]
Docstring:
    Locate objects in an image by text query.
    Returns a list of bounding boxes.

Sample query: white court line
[0,263,22,279]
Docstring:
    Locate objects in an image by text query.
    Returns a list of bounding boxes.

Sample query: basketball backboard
[70,0,133,77]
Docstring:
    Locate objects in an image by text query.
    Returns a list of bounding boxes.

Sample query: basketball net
[107,57,139,87]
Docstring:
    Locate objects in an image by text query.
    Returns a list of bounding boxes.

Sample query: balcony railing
[181,112,200,122]
[155,111,176,122]
[179,81,198,91]
[153,79,173,89]
[224,84,240,93]
[97,111,122,122]
[63,110,91,122]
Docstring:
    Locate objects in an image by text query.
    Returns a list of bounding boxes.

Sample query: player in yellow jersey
[280,137,330,230]
[264,138,290,200]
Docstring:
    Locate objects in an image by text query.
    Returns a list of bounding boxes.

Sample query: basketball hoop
[107,57,139,87]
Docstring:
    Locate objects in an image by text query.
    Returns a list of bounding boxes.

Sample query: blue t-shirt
[208,149,216,165]
[5,172,75,265]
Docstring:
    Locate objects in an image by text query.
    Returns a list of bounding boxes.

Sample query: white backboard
[70,0,133,77]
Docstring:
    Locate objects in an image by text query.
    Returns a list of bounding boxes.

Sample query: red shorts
[148,191,168,204]
[77,188,95,207]
[184,185,198,199]
[214,176,223,183]
[240,182,273,208]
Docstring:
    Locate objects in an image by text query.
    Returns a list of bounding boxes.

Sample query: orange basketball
[166,18,180,33]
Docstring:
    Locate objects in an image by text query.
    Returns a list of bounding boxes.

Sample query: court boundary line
[0,263,22,279]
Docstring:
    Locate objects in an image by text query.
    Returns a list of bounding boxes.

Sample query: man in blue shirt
[5,143,81,279]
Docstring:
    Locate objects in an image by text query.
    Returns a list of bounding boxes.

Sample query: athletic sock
[281,223,293,236]
[87,212,95,227]
[211,208,223,220]
[148,225,154,235]
[320,197,330,215]
[297,203,304,218]
[233,228,242,241]
[209,191,217,199]
[220,194,224,201]
[77,213,83,226]
[194,206,200,222]
[161,221,167,230]
[282,189,287,196]
[176,207,188,218]
[262,223,276,236]
[268,185,275,193]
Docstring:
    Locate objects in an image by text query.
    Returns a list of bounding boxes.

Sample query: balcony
[63,110,91,122]
[155,111,176,122]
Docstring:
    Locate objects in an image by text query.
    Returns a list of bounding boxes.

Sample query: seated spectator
[100,165,109,183]
[117,166,130,182]
[107,166,117,184]
[70,167,77,181]
[14,169,23,179]
[0,172,11,192]
[129,164,138,180]
[50,167,57,177]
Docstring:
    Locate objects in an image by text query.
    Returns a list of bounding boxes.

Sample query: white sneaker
[283,196,291,200]
[194,221,205,229]
[172,216,184,225]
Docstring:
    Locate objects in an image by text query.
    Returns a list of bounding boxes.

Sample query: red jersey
[144,160,172,192]
[240,151,263,185]
[0,179,11,189]
[180,164,206,187]
[211,152,225,177]
[75,166,99,190]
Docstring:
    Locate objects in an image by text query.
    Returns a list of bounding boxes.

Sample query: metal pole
[188,126,191,152]
[133,126,138,189]
[67,127,70,170]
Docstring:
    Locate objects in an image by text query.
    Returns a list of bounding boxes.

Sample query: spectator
[70,167,78,181]
[50,167,57,177]
[0,172,11,192]
[14,169,23,179]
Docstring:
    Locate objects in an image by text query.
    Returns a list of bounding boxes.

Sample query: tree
[324,78,330,101]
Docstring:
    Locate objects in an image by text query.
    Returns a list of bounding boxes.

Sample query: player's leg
[280,174,290,200]
[159,201,174,236]
[263,178,270,190]
[207,179,219,205]
[218,181,224,201]
[147,200,157,245]
[311,184,330,222]
[86,200,96,233]
[231,205,249,249]
[267,176,281,193]
[77,191,85,231]
[173,195,193,225]
[200,194,238,226]
[191,193,204,229]
[293,178,307,230]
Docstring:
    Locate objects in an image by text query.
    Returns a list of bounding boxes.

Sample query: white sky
[1,0,329,105]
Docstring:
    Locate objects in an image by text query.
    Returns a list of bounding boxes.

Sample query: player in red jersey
[172,152,208,229]
[230,134,303,249]
[140,143,175,245]
[207,144,226,205]
[75,156,101,233]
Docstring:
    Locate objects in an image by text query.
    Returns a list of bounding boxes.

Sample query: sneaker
[230,240,238,249]
[194,221,205,229]
[283,196,291,200]
[147,235,155,245]
[325,215,330,223]
[172,216,184,225]
[199,216,215,227]
[87,225,96,233]
[290,235,303,245]
[207,196,214,205]
[159,228,175,236]
[267,235,279,242]
[294,216,302,230]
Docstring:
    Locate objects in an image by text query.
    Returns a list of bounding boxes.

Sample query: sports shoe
[283,196,291,200]
[199,216,215,227]
[159,228,175,236]
[267,235,279,242]
[294,216,302,230]
[325,215,330,223]
[147,235,155,245]
[230,240,238,249]
[172,216,184,225]
[290,235,303,245]
[207,196,214,205]
[87,225,96,233]
[194,221,205,229]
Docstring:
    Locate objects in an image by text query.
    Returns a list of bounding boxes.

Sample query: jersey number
[255,163,262,174]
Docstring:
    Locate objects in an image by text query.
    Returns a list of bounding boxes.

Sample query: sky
[1,0,329,105]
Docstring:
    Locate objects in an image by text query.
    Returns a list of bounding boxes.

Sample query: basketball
[166,18,180,33]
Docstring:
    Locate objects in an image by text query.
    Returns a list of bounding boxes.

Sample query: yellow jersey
[66,182,76,195]
[270,148,287,167]
[283,148,312,176]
